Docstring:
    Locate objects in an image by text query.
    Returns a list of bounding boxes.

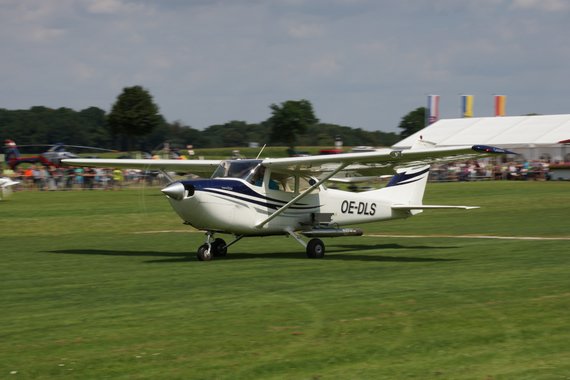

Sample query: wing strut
[255,163,348,229]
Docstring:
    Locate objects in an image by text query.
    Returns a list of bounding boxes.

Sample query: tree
[79,107,111,148]
[398,107,426,138]
[203,121,255,147]
[268,99,319,148]
[108,86,163,150]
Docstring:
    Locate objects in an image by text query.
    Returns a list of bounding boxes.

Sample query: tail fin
[378,164,430,207]
[372,138,434,207]
[369,139,481,214]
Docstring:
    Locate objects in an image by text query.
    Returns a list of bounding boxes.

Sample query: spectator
[112,168,124,190]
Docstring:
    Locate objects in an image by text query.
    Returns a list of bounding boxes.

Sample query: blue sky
[2,0,569,133]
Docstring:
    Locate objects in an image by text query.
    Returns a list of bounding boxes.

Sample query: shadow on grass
[48,249,190,263]
[48,242,460,263]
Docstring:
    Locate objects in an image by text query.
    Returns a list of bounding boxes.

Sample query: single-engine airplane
[63,140,514,261]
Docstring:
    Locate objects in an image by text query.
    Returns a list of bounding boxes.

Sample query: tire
[306,238,325,259]
[197,244,213,261]
[212,238,227,257]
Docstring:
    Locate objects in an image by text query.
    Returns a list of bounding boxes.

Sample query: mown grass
[1,181,569,379]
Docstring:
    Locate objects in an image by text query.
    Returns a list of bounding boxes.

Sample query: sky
[2,0,569,133]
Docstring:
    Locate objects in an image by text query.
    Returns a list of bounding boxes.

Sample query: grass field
[1,181,569,379]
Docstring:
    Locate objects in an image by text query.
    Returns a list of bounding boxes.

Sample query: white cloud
[71,62,97,81]
[29,26,66,42]
[84,0,147,14]
[511,0,570,11]
[287,22,325,38]
[1,0,569,131]
[308,56,342,76]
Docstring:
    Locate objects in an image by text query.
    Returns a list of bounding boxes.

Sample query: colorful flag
[426,95,440,125]
[494,95,506,116]
[461,95,474,117]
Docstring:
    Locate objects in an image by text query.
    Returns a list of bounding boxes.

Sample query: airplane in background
[0,176,19,200]
[3,139,113,170]
[63,140,515,261]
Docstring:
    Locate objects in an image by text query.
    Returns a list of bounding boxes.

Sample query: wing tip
[471,145,518,155]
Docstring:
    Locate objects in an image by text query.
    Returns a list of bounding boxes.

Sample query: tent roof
[393,114,570,149]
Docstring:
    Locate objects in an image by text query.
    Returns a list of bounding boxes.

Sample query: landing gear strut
[287,230,326,259]
[196,232,242,261]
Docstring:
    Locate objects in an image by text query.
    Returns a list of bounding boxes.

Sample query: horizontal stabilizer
[392,204,479,210]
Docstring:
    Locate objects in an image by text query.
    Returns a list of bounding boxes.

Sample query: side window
[268,173,284,191]
[284,176,296,193]
[283,175,319,194]
[251,166,265,187]
[298,176,319,193]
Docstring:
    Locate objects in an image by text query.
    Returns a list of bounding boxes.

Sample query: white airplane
[63,140,514,261]
[0,177,20,200]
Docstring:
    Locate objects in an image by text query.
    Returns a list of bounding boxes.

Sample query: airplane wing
[61,158,221,177]
[255,144,514,228]
[63,144,513,179]
[261,145,514,177]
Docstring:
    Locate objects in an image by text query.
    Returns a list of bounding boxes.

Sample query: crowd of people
[0,165,170,191]
[0,158,558,193]
[430,159,553,182]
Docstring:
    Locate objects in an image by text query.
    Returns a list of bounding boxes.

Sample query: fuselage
[164,177,407,236]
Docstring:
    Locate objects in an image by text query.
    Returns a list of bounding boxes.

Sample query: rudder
[379,164,430,206]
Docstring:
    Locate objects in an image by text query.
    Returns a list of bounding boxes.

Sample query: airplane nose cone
[161,182,186,201]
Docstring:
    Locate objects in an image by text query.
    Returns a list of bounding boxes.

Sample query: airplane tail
[371,138,434,208]
[376,164,430,208]
[369,139,479,213]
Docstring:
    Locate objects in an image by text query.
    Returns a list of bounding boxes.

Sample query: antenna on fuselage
[255,144,267,160]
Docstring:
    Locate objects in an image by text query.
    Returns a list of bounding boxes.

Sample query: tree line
[1,86,416,153]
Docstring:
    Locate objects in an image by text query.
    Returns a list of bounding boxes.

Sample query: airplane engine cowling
[161,182,187,200]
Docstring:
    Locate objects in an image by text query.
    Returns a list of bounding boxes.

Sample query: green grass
[1,182,569,379]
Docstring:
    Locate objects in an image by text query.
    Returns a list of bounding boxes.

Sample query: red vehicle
[319,148,343,155]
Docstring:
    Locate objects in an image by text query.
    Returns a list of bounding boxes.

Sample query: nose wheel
[197,238,227,261]
[197,244,213,261]
[196,232,243,261]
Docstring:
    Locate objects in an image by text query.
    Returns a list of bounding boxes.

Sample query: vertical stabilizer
[372,138,433,207]
[381,165,430,206]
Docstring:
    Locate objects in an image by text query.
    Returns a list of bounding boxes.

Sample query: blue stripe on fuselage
[386,167,430,187]
[180,179,317,210]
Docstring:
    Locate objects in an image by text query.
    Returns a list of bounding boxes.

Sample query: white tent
[393,114,570,162]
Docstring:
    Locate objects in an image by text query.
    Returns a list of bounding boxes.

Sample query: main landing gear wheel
[306,238,325,259]
[197,244,213,261]
[211,238,227,257]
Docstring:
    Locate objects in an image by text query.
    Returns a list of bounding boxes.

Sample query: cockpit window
[211,159,262,180]
[284,175,320,193]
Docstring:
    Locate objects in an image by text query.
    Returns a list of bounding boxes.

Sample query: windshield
[211,159,262,180]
